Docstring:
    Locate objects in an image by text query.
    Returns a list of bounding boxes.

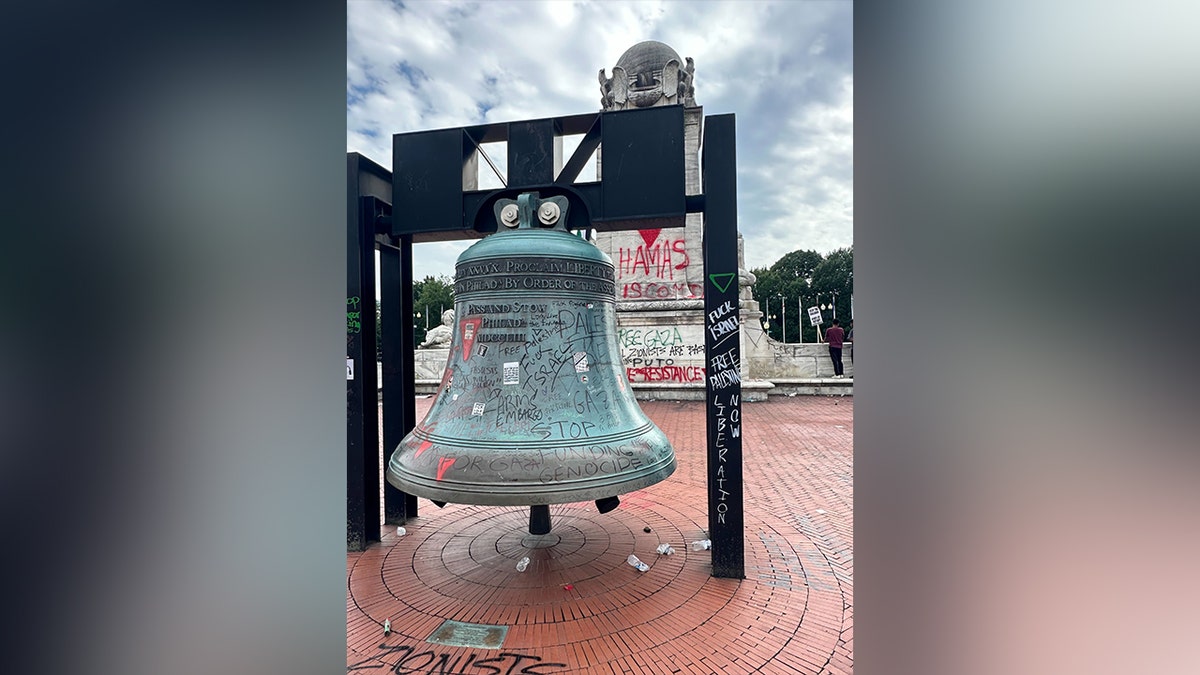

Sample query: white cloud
[348,0,853,279]
[744,73,854,271]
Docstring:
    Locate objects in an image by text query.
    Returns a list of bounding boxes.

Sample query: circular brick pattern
[518,532,562,549]
[390,501,695,609]
[351,492,845,674]
[350,398,853,675]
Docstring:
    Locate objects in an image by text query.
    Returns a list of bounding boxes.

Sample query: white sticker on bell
[503,361,520,385]
[472,402,485,416]
[573,352,589,372]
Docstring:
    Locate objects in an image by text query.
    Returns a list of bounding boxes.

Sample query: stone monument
[399,42,846,398]
[412,309,455,382]
[418,309,455,349]
[595,41,768,399]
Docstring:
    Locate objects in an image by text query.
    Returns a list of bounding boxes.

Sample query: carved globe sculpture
[600,40,695,110]
[617,40,681,88]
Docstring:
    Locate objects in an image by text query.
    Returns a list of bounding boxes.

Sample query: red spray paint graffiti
[625,365,706,383]
[617,230,690,279]
[615,229,700,299]
[459,317,481,361]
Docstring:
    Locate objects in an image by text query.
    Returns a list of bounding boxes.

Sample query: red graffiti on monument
[625,365,706,383]
[616,229,697,299]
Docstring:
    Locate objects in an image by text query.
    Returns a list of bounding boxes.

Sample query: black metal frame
[346,106,744,579]
[345,153,385,550]
[701,115,744,578]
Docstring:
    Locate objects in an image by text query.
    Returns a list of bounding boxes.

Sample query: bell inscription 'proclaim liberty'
[387,193,676,533]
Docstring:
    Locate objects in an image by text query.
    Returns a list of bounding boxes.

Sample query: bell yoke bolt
[500,203,520,227]
[537,201,560,226]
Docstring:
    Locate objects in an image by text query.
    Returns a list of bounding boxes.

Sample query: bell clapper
[595,496,620,514]
[529,504,552,535]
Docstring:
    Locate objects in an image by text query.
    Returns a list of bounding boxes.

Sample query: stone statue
[599,41,696,111]
[598,68,613,109]
[737,233,757,302]
[680,57,696,107]
[418,309,455,349]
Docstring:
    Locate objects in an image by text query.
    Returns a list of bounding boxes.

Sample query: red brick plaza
[349,396,853,674]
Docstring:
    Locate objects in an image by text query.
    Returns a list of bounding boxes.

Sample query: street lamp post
[778,293,785,343]
[763,296,770,334]
[798,296,804,343]
[817,295,824,343]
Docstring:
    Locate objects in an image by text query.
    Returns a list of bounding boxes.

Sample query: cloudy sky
[347,0,852,282]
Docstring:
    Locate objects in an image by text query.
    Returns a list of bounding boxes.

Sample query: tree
[750,247,852,343]
[412,275,455,345]
[374,275,456,360]
[771,249,824,283]
[810,248,853,331]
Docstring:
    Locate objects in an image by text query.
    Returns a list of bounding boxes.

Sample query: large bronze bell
[387,192,676,534]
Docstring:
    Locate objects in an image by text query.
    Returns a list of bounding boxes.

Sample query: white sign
[503,361,520,385]
[346,358,354,380]
[807,306,823,326]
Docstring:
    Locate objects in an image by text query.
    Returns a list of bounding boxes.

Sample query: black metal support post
[380,235,418,524]
[346,161,381,551]
[702,114,745,579]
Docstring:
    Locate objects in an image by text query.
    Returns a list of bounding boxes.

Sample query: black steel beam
[380,236,418,524]
[555,115,602,185]
[391,107,686,239]
[460,110,597,144]
[507,118,558,187]
[393,129,474,236]
[345,156,381,551]
[597,106,685,226]
[702,114,745,579]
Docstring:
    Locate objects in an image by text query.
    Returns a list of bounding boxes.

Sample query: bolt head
[500,204,519,227]
[537,201,560,226]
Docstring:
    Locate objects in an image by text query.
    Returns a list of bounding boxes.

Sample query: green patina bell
[386,192,676,534]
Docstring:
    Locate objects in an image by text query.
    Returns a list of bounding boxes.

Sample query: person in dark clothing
[846,321,854,365]
[824,319,846,378]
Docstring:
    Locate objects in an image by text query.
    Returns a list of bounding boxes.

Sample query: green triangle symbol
[709,273,736,294]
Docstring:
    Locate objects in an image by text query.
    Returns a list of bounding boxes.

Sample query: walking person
[824,319,846,378]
